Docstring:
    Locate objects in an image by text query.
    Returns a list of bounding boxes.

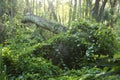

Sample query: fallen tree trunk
[22,14,67,34]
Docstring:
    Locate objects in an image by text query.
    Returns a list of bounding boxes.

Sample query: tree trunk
[33,0,34,14]
[44,0,46,13]
[25,0,29,13]
[85,0,88,17]
[109,0,117,27]
[68,0,72,26]
[98,0,107,22]
[22,14,67,34]
[47,0,58,21]
[0,0,6,17]
[79,0,82,18]
[86,0,92,17]
[92,0,100,19]
[36,0,38,15]
[72,0,77,20]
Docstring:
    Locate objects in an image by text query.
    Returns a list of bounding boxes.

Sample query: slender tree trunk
[44,0,46,16]
[47,0,58,21]
[68,0,72,26]
[72,0,77,20]
[98,0,107,22]
[59,15,62,24]
[92,0,100,20]
[110,0,117,15]
[82,0,86,18]
[86,0,92,17]
[36,0,37,15]
[39,1,42,16]
[62,4,65,25]
[33,0,34,14]
[25,0,30,13]
[79,0,82,18]
[85,0,89,17]
[118,0,120,13]
[109,0,117,27]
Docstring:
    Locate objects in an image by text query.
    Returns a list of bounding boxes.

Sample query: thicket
[33,19,118,69]
[0,16,120,80]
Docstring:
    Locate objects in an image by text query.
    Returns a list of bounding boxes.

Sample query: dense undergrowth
[0,17,120,80]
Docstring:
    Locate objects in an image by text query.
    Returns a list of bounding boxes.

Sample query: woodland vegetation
[0,0,120,80]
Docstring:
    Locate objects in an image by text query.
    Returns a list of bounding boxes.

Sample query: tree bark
[86,0,92,17]
[22,14,67,34]
[25,0,30,13]
[72,0,77,21]
[68,0,72,26]
[109,0,117,27]
[98,0,107,22]
[0,0,6,17]
[79,0,82,18]
[92,0,100,19]
[47,0,58,21]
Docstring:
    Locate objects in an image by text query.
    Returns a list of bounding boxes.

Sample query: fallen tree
[22,14,67,34]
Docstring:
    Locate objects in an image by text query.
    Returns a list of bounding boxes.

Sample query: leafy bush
[71,19,118,58]
[96,75,120,80]
[33,33,91,69]
[2,44,61,79]
[0,44,7,80]
[17,56,61,80]
[1,17,61,79]
[48,67,103,80]
[33,19,118,69]
[1,17,119,80]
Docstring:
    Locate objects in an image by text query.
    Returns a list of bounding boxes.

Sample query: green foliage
[1,16,119,80]
[33,19,118,69]
[1,17,61,79]
[0,44,7,80]
[33,33,90,69]
[71,19,118,57]
[96,75,120,80]
[2,43,61,80]
[2,15,44,45]
[17,56,61,80]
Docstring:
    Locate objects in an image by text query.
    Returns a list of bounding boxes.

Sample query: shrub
[33,33,90,69]
[2,45,61,79]
[17,56,61,80]
[33,19,118,69]
[71,19,118,58]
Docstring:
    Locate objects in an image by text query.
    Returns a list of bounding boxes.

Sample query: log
[22,14,67,34]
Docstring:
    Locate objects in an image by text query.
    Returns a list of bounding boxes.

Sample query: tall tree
[68,0,72,26]
[98,0,108,22]
[0,0,6,17]
[43,0,47,17]
[78,0,82,18]
[92,0,100,20]
[109,0,117,27]
[32,0,35,14]
[86,0,92,17]
[25,0,30,13]
[47,0,58,21]
[72,0,77,20]
[36,0,38,15]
